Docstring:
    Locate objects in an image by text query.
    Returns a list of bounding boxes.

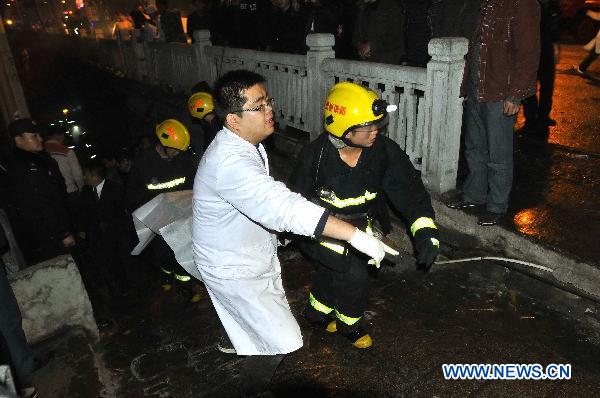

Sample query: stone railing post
[113,29,124,72]
[422,37,468,195]
[131,29,147,80]
[306,33,335,141]
[192,30,212,85]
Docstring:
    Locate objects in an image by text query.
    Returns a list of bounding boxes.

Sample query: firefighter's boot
[335,321,373,349]
[160,267,174,292]
[303,304,334,331]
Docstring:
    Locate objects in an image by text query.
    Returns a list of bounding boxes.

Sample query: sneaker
[446,199,483,210]
[216,336,236,354]
[477,211,505,226]
[572,65,585,75]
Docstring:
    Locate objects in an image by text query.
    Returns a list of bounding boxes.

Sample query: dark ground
[30,248,600,397]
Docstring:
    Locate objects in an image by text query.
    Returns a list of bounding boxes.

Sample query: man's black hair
[83,159,106,179]
[213,70,266,122]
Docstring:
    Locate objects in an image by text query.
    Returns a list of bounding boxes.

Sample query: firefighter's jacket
[126,147,195,211]
[290,133,434,243]
[192,127,327,355]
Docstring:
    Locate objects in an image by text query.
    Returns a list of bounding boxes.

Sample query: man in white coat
[192,70,398,397]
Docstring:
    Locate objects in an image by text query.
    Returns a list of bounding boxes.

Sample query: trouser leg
[331,255,370,327]
[481,101,516,214]
[0,264,34,386]
[579,49,599,72]
[240,354,285,398]
[307,264,336,322]
[537,44,556,123]
[463,92,489,205]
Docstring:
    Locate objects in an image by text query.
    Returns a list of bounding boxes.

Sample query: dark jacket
[461,0,541,102]
[290,134,434,233]
[5,149,72,263]
[159,9,187,43]
[126,147,195,211]
[429,0,481,39]
[187,6,212,42]
[353,0,406,64]
[78,179,137,249]
[268,3,309,54]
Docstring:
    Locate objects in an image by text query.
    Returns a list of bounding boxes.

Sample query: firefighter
[127,119,197,298]
[290,82,440,348]
[187,91,222,152]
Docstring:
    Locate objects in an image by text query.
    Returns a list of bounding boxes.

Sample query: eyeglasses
[233,98,275,113]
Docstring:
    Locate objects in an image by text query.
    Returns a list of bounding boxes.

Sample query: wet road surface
[42,249,599,397]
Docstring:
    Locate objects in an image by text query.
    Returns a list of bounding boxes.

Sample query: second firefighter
[290,82,440,349]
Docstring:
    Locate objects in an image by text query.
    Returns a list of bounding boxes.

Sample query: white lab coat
[192,127,326,355]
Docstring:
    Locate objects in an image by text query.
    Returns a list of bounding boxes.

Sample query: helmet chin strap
[328,134,348,149]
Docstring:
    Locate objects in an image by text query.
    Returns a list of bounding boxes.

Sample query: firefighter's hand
[414,228,440,273]
[348,228,399,268]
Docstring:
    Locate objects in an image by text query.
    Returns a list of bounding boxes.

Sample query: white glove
[348,228,400,268]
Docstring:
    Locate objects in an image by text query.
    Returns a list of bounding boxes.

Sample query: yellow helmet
[188,92,214,119]
[323,82,392,138]
[156,119,190,151]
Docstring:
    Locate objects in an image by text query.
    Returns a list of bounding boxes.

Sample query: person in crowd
[113,13,134,38]
[117,150,133,184]
[188,90,222,152]
[156,0,187,43]
[130,1,153,29]
[187,0,214,42]
[290,82,439,349]
[304,0,354,58]
[429,0,481,39]
[573,10,600,75]
[127,119,196,298]
[235,0,270,49]
[192,69,397,397]
[99,150,123,185]
[78,160,138,299]
[44,127,84,198]
[268,0,308,54]
[447,0,541,226]
[4,119,75,264]
[405,0,432,66]
[353,0,406,64]
[521,0,561,140]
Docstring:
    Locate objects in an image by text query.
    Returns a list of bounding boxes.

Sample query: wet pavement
[29,249,600,397]
[463,44,600,264]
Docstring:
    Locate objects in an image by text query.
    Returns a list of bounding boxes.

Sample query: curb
[427,196,600,302]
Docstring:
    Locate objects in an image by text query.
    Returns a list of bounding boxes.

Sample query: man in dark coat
[79,160,138,297]
[4,119,75,264]
[448,0,541,225]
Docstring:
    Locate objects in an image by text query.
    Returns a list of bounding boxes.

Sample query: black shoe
[477,211,505,226]
[545,118,557,127]
[20,386,39,398]
[446,199,483,210]
[216,335,236,354]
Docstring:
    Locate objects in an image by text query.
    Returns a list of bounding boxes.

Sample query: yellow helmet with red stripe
[155,119,190,151]
[324,82,393,138]
[188,92,215,119]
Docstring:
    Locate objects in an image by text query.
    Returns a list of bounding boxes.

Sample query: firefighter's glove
[348,228,399,268]
[414,228,440,273]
